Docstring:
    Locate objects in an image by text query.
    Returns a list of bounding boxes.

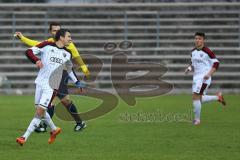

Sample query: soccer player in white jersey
[16,29,85,146]
[15,22,87,132]
[185,32,226,125]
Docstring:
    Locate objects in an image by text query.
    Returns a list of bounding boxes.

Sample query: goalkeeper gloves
[75,80,86,88]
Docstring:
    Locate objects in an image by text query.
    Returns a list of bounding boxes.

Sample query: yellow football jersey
[19,35,89,76]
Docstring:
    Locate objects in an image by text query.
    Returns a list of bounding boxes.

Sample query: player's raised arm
[68,42,90,77]
[14,32,41,47]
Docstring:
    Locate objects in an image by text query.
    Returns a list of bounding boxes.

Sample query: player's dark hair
[49,22,61,31]
[195,32,205,38]
[55,29,70,41]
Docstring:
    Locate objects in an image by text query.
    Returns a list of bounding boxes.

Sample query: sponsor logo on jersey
[50,57,63,64]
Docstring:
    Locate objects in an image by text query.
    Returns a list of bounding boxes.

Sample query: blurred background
[0,0,239,94]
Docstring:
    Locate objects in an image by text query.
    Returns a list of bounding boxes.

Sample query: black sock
[67,103,82,124]
[47,105,55,118]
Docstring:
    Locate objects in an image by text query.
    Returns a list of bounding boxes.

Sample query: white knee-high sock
[193,100,201,120]
[43,112,57,131]
[22,117,41,140]
[202,95,218,103]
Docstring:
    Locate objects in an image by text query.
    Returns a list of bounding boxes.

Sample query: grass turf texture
[0,95,239,160]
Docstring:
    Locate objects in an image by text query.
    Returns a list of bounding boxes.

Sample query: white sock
[22,117,41,140]
[202,95,218,103]
[43,112,57,131]
[193,100,201,121]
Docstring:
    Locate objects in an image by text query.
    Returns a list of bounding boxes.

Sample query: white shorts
[35,83,57,109]
[192,76,211,95]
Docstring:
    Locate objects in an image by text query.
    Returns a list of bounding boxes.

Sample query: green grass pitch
[0,94,239,160]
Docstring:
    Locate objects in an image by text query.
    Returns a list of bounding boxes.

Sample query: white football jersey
[191,47,219,78]
[26,41,76,89]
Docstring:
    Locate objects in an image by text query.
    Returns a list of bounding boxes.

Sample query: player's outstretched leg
[16,107,43,146]
[201,92,226,106]
[67,102,86,131]
[216,92,226,106]
[43,111,61,144]
[61,96,87,131]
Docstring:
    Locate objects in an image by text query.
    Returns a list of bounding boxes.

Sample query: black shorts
[57,70,69,100]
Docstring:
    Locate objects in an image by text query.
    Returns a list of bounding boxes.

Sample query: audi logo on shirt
[50,57,63,64]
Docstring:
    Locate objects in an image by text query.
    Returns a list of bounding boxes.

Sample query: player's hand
[75,81,86,88]
[203,74,210,80]
[84,70,90,78]
[75,80,86,93]
[14,32,23,39]
[36,60,43,69]
[184,66,192,75]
